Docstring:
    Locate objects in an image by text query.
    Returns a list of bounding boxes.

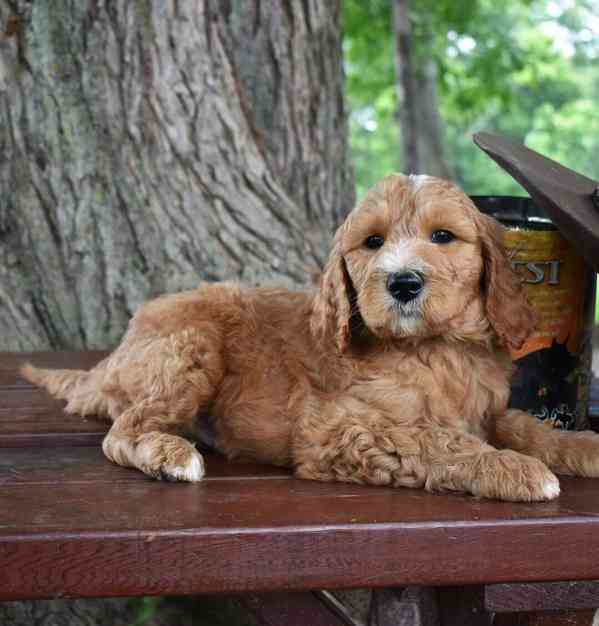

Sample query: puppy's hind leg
[102,328,224,482]
[492,409,599,478]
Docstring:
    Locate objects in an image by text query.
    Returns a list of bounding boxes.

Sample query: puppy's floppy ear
[477,213,536,351]
[311,227,353,352]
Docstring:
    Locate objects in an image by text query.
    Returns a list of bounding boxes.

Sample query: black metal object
[473,132,599,273]
[472,195,595,429]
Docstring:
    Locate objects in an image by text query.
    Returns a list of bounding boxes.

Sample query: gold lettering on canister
[504,227,594,429]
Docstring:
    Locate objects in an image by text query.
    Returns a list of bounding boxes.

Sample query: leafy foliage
[343,0,599,197]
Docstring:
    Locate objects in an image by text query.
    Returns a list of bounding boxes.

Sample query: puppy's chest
[351,348,510,427]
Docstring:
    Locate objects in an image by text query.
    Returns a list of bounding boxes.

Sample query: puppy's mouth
[395,304,423,319]
[390,298,424,322]
[388,301,424,336]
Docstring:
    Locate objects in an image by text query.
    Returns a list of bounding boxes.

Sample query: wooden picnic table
[3,351,599,625]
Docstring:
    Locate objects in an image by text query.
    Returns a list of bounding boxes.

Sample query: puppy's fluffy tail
[20,363,110,418]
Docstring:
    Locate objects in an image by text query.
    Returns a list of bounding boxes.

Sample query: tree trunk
[392,0,419,174]
[0,1,353,622]
[0,0,354,351]
[415,59,452,179]
[392,0,451,178]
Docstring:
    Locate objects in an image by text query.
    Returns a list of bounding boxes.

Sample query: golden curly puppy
[22,174,599,501]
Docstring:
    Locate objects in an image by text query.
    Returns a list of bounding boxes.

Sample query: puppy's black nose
[387,271,424,303]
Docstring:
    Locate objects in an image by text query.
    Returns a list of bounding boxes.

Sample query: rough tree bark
[414,59,451,179]
[0,0,354,351]
[0,1,353,624]
[392,0,450,178]
[392,0,420,174]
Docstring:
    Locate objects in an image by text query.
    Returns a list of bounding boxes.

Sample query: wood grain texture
[0,351,105,446]
[0,0,354,351]
[0,387,107,447]
[0,446,290,485]
[493,610,596,626]
[4,445,599,599]
[486,582,599,613]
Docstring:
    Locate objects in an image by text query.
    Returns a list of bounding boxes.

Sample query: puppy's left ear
[478,213,536,351]
[310,227,353,352]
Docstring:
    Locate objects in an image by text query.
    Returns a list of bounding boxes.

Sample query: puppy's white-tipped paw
[542,476,560,500]
[164,451,206,483]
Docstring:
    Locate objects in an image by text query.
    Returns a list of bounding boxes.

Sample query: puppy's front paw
[160,449,205,482]
[471,450,560,502]
[136,432,206,482]
[541,475,561,500]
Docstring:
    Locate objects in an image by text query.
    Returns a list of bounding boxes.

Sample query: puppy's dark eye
[364,234,385,250]
[431,230,455,244]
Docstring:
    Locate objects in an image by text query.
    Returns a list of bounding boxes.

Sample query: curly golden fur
[22,174,599,501]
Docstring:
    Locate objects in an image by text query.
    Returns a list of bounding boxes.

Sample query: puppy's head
[311,174,535,351]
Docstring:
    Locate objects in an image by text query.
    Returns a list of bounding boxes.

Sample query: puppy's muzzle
[387,271,424,303]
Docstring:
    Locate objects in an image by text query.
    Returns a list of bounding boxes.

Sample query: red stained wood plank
[0,447,290,485]
[494,611,596,626]
[0,351,110,446]
[0,445,141,485]
[0,432,106,447]
[486,582,599,613]
[0,388,108,447]
[3,468,599,532]
[6,447,599,531]
[3,500,599,599]
[3,444,599,599]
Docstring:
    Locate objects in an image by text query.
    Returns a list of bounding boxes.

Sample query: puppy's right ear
[310,226,353,352]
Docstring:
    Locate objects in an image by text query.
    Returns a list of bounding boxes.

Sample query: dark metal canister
[471,196,596,430]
